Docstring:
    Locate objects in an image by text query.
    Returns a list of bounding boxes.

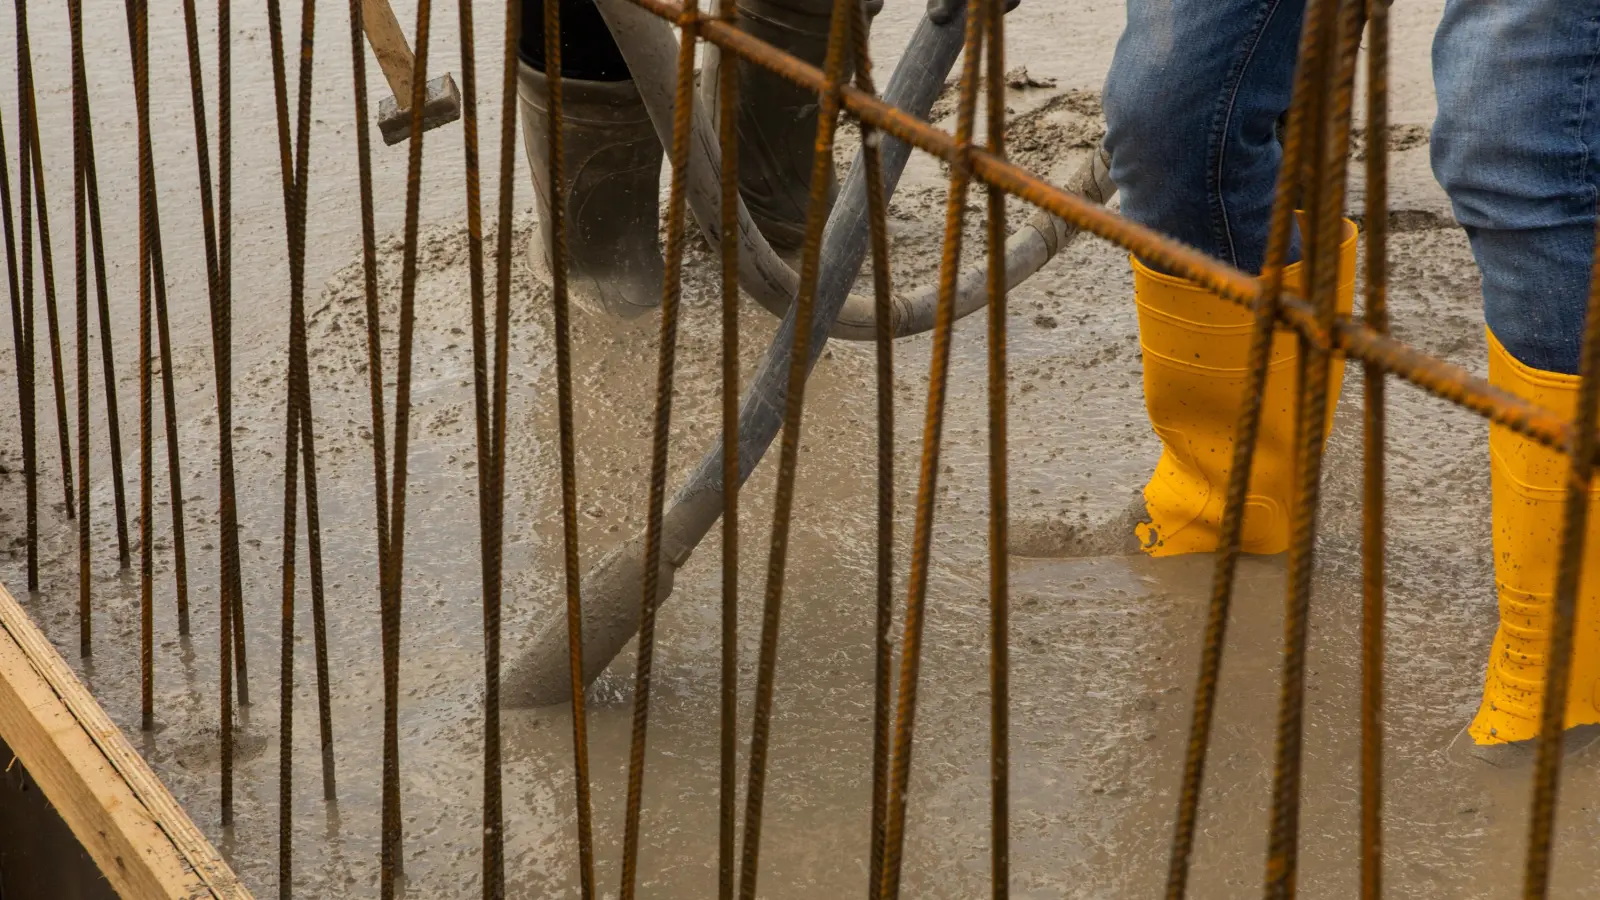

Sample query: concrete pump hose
[592,0,1117,341]
[503,11,963,707]
[503,11,1119,707]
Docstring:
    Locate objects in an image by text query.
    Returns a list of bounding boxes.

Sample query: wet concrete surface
[8,0,1600,897]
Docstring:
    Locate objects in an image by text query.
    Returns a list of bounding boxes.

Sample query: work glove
[927,0,1018,26]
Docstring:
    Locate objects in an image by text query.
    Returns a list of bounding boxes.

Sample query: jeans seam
[1210,0,1284,269]
[1576,16,1600,216]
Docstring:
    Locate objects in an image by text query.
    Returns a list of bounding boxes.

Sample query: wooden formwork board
[0,582,251,899]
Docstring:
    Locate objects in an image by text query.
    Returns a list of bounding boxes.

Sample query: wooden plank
[0,582,251,899]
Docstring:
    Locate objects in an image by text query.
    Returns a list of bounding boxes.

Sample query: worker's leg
[518,0,664,318]
[1431,0,1600,745]
[1103,0,1358,557]
[1102,0,1304,272]
[1432,0,1600,376]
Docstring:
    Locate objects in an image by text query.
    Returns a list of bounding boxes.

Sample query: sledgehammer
[360,0,461,145]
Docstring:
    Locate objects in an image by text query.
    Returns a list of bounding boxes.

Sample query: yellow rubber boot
[1469,329,1600,745]
[1132,219,1357,557]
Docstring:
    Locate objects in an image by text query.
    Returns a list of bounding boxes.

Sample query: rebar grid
[7,0,1600,896]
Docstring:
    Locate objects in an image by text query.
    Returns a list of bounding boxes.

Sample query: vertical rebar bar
[123,0,157,732]
[1359,2,1390,897]
[484,0,518,874]
[148,196,191,638]
[844,6,897,895]
[877,5,985,898]
[78,48,131,573]
[0,103,26,597]
[1163,0,1329,889]
[457,0,507,893]
[14,0,40,594]
[1264,2,1363,896]
[540,3,597,896]
[982,0,1009,893]
[732,0,856,896]
[15,0,75,527]
[620,0,703,893]
[381,0,437,888]
[68,0,93,657]
[264,0,322,883]
[714,1,743,897]
[220,0,250,707]
[218,0,242,823]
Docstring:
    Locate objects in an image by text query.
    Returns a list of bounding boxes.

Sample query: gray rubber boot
[518,61,664,319]
[699,0,880,256]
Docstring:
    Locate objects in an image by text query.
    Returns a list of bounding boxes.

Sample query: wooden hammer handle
[360,0,415,108]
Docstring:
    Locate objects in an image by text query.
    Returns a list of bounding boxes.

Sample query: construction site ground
[6,0,1597,896]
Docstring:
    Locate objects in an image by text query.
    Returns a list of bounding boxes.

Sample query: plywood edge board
[0,582,251,899]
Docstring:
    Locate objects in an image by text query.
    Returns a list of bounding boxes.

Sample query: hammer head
[378,73,462,146]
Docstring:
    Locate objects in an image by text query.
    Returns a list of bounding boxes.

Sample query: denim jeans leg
[1432,0,1600,375]
[1102,0,1305,273]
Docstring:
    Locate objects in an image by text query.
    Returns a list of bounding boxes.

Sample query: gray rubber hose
[593,0,1116,341]
[503,11,1115,706]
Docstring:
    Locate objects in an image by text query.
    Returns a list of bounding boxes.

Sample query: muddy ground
[6,0,1600,898]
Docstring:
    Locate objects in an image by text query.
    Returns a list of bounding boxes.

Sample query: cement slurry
[9,1,1600,897]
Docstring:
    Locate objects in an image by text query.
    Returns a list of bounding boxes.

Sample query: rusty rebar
[483,0,524,886]
[76,28,131,573]
[0,117,18,580]
[122,0,157,733]
[14,0,40,593]
[68,0,92,657]
[149,197,191,639]
[854,0,896,891]
[379,0,437,888]
[732,0,855,895]
[264,0,324,880]
[456,0,507,893]
[15,0,75,528]
[1360,2,1390,897]
[525,1,599,898]
[118,0,194,675]
[285,0,336,805]
[1264,1,1364,895]
[620,0,702,893]
[482,0,520,883]
[347,0,390,647]
[714,0,743,897]
[983,0,1010,893]
[180,0,231,649]
[538,2,597,898]
[218,0,241,823]
[878,5,985,899]
[303,398,336,805]
[1162,0,1330,890]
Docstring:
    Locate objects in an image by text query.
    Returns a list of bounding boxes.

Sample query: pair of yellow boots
[1132,220,1600,746]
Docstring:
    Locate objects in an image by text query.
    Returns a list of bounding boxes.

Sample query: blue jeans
[1103,0,1600,375]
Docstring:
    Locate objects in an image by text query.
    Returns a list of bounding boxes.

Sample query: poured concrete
[7,0,1600,898]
